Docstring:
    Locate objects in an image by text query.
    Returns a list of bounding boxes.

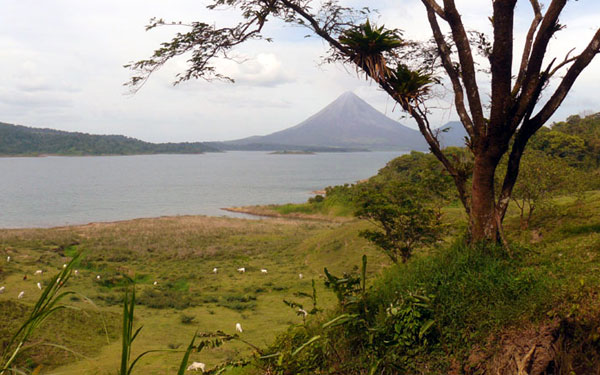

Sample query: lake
[0,151,406,228]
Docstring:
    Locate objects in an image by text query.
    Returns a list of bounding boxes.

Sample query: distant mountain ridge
[222,92,467,151]
[1,92,468,156]
[0,122,219,156]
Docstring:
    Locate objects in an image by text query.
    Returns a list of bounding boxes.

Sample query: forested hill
[0,122,220,156]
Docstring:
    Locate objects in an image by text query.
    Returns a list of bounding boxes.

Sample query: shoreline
[223,206,351,222]
[0,211,264,231]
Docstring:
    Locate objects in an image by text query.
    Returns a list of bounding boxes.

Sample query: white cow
[6,256,10,262]
[260,269,268,274]
[34,270,43,275]
[153,281,158,286]
[96,275,101,280]
[37,282,42,290]
[237,267,245,273]
[63,264,67,268]
[18,291,24,299]
[213,267,218,274]
[0,286,5,294]
[186,362,205,372]
[235,323,243,333]
[74,270,79,275]
[298,273,303,279]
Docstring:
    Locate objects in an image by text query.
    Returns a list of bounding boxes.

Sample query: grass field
[0,215,390,374]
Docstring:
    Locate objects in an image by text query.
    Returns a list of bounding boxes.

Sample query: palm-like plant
[388,64,436,106]
[339,20,404,83]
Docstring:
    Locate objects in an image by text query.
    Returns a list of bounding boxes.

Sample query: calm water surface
[0,151,405,228]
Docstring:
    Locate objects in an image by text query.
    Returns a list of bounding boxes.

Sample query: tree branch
[489,0,517,133]
[421,0,446,19]
[513,0,567,122]
[546,48,577,79]
[441,0,486,141]
[512,0,542,96]
[423,2,474,139]
[530,28,600,126]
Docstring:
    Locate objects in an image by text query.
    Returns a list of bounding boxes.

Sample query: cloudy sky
[0,1,598,143]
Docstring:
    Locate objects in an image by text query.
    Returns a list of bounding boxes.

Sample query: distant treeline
[0,122,220,156]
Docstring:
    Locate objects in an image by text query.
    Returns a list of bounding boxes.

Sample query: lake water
[0,151,405,228]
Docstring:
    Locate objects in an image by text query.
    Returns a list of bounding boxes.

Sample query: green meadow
[0,215,390,374]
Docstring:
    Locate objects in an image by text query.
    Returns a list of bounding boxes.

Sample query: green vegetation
[355,180,441,263]
[0,216,388,374]
[0,122,219,156]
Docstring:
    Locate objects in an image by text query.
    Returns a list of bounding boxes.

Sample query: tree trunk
[470,155,499,242]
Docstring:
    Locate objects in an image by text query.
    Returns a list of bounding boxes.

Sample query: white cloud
[218,53,295,87]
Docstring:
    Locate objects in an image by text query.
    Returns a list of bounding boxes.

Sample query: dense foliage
[0,122,219,156]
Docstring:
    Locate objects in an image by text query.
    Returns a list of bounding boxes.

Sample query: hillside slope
[0,122,220,156]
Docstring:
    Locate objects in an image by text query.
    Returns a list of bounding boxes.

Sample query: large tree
[126,0,600,242]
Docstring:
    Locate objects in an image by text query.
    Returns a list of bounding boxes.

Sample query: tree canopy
[126,0,600,242]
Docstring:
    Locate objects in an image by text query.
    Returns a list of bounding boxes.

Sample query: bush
[137,288,193,310]
[180,314,196,325]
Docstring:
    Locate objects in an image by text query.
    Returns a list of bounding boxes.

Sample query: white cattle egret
[17,291,24,299]
[153,281,158,286]
[37,282,42,290]
[299,273,303,279]
[260,269,268,274]
[0,286,5,293]
[235,323,243,333]
[213,267,218,274]
[237,267,245,273]
[186,362,206,372]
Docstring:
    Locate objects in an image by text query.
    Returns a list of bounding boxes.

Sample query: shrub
[180,314,196,325]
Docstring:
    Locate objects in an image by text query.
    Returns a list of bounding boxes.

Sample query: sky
[0,0,599,143]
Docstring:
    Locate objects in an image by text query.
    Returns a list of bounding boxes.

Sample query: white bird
[237,267,245,273]
[186,362,206,372]
[37,282,42,290]
[56,277,61,284]
[6,256,10,262]
[213,267,218,274]
[34,270,43,275]
[17,291,24,299]
[260,268,268,274]
[298,308,308,317]
[96,275,101,280]
[235,323,243,333]
[74,270,79,275]
[153,281,158,286]
[0,286,5,294]
[63,264,67,268]
[298,273,303,279]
